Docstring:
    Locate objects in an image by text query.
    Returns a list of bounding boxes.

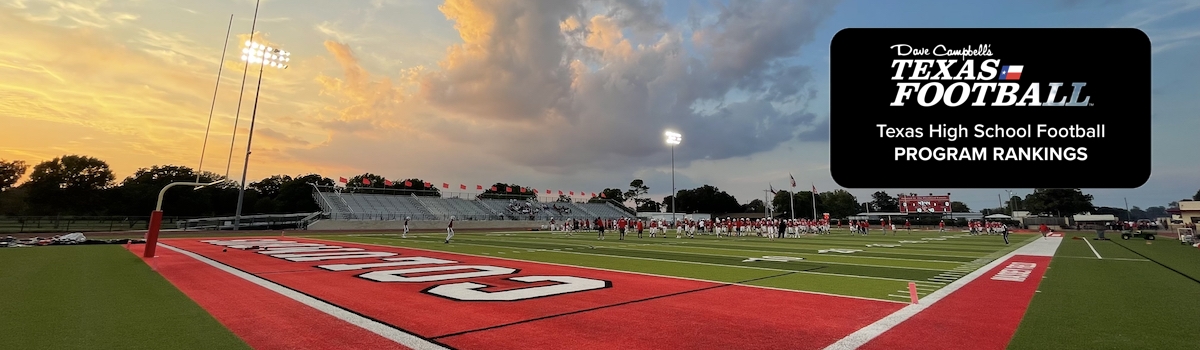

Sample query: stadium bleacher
[310,185,635,222]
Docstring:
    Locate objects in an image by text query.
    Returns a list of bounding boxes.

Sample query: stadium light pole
[1006,190,1016,215]
[233,41,290,230]
[665,131,681,225]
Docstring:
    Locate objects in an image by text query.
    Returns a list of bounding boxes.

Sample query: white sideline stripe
[1055,256,1147,262]
[301,237,907,304]
[1082,238,1103,259]
[822,236,1061,350]
[157,243,449,350]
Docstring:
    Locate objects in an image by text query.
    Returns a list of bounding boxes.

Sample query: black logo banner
[829,28,1150,188]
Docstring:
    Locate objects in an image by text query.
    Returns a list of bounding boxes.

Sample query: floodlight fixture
[664,130,681,224]
[240,40,289,69]
[665,131,681,145]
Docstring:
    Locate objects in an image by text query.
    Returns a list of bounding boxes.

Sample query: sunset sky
[1,0,1197,211]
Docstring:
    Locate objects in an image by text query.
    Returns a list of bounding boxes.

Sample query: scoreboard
[899,195,951,214]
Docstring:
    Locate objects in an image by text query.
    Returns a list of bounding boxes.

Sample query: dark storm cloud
[416,0,840,174]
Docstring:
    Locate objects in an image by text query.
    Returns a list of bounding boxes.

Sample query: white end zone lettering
[358,265,516,283]
[278,252,399,262]
[201,239,615,302]
[991,262,1037,282]
[424,276,611,302]
[258,247,365,255]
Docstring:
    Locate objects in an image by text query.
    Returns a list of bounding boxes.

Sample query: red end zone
[137,237,905,349]
[859,255,1052,350]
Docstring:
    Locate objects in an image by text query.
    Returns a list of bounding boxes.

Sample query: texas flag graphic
[999,65,1024,80]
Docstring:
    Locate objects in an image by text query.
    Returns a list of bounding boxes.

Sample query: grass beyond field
[1008,232,1200,349]
[317,229,1034,302]
[0,245,249,350]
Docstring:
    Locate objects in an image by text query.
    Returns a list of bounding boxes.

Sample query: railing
[177,212,319,231]
[325,212,503,221]
[0,216,189,233]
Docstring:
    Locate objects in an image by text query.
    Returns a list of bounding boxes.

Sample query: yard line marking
[450,240,918,283]
[578,243,952,272]
[886,294,911,299]
[305,237,907,304]
[158,243,451,350]
[496,235,983,262]
[823,235,1057,350]
[1081,238,1103,259]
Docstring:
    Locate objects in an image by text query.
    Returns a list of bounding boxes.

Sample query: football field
[3,229,1198,349]
[329,230,1029,302]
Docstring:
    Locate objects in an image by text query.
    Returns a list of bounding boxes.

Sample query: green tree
[742,198,766,213]
[275,174,334,213]
[25,155,115,215]
[672,185,740,214]
[28,155,114,190]
[250,175,293,199]
[593,188,625,203]
[1145,206,1168,218]
[636,199,661,212]
[770,190,799,217]
[870,191,899,212]
[1024,188,1094,216]
[556,194,572,202]
[0,187,29,215]
[950,201,971,213]
[0,159,28,190]
[117,165,231,216]
[820,189,859,219]
[1193,189,1200,201]
[624,179,649,208]
[1006,196,1024,211]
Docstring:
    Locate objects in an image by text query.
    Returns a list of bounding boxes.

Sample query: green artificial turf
[1008,233,1200,349]
[319,230,1027,301]
[0,245,250,350]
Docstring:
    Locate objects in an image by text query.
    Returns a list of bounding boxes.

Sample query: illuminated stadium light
[665,131,681,145]
[664,130,682,224]
[240,41,289,69]
[233,38,290,230]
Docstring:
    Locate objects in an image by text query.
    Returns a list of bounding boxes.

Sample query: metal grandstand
[309,184,636,221]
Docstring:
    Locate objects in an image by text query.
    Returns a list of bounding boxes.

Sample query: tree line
[2,156,1191,220]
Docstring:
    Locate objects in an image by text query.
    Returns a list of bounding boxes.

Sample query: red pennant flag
[477,185,483,190]
[404,180,412,187]
[812,184,817,192]
[558,190,563,195]
[442,183,449,188]
[591,192,596,197]
[569,191,574,195]
[545,189,550,194]
[339,177,348,183]
[506,186,513,193]
[522,187,529,193]
[601,193,607,198]
[424,182,432,188]
[460,184,467,190]
[362,178,371,185]
[384,179,393,186]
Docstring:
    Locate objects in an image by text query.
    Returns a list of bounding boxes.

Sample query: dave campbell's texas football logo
[887,44,1092,107]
